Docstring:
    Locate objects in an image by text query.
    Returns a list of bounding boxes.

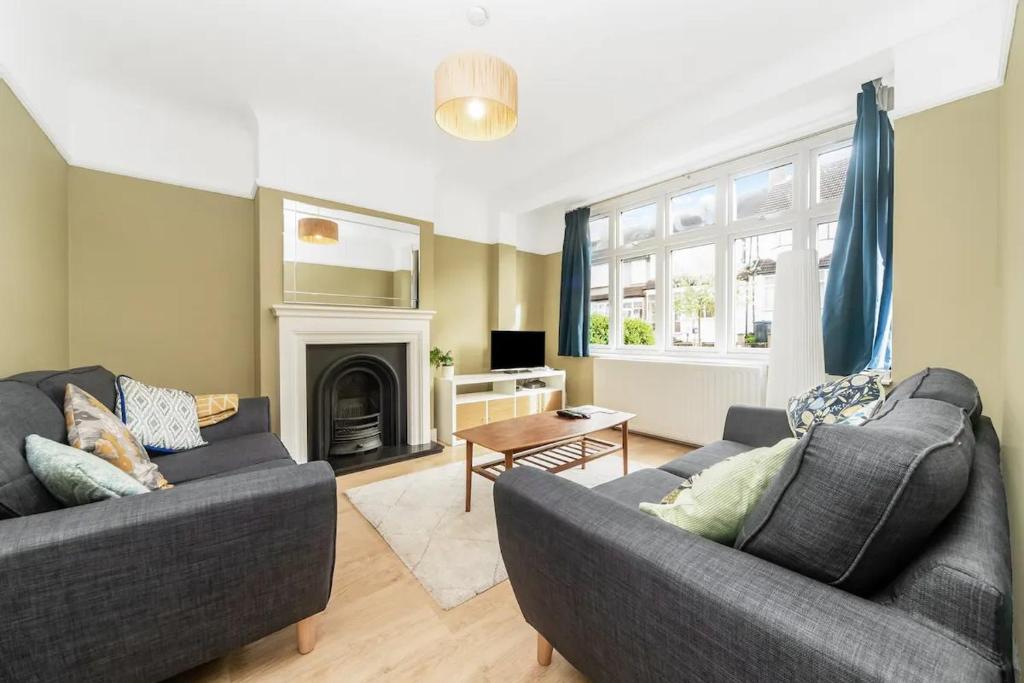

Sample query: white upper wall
[0,0,1016,253]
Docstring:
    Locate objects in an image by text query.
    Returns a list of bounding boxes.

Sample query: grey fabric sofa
[0,366,337,682]
[495,371,1013,682]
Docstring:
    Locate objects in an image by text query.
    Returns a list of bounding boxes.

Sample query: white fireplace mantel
[273,304,436,463]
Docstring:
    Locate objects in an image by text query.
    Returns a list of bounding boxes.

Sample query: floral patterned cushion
[64,383,171,490]
[787,373,885,437]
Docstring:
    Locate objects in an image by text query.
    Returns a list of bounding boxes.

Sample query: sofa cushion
[151,432,293,484]
[887,367,982,426]
[115,375,206,452]
[65,383,170,491]
[26,434,150,506]
[183,458,295,484]
[593,468,682,508]
[787,372,884,437]
[0,380,64,518]
[659,440,750,479]
[641,438,799,544]
[736,398,973,594]
[9,366,118,413]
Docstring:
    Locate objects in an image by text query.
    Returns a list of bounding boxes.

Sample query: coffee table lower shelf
[471,435,621,482]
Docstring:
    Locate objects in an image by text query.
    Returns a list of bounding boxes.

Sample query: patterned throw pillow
[640,438,799,543]
[787,372,885,437]
[115,376,206,453]
[64,383,171,490]
[25,434,149,507]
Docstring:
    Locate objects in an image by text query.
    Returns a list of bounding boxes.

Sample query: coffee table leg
[465,441,474,513]
[504,450,514,473]
[580,437,586,470]
[622,422,629,475]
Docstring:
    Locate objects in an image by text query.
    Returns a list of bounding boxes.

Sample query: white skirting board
[593,357,768,446]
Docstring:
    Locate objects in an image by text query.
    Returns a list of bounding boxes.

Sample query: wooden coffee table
[455,409,635,512]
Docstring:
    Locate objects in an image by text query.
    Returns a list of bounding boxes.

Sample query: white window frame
[588,257,612,349]
[588,125,853,360]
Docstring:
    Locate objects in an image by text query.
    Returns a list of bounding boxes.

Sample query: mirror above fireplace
[283,199,420,308]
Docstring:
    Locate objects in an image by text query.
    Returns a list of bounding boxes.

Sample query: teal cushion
[639,438,799,543]
[25,434,150,507]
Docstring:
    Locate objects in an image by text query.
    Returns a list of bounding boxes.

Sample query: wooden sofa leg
[537,632,553,666]
[296,615,318,655]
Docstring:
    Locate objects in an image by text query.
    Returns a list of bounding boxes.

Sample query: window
[620,203,657,246]
[733,229,791,348]
[586,126,852,359]
[620,254,656,346]
[816,220,838,305]
[670,244,716,347]
[590,215,610,251]
[670,186,716,234]
[817,145,851,203]
[733,163,794,220]
[589,262,610,345]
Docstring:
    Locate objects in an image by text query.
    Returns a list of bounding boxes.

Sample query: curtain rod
[571,118,857,213]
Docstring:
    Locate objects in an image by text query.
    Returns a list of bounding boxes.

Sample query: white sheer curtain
[765,248,827,408]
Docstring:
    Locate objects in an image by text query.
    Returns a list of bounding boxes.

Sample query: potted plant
[430,347,455,379]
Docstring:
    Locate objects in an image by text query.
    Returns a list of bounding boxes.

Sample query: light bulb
[466,98,486,120]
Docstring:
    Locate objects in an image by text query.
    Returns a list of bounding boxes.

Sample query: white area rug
[345,455,645,609]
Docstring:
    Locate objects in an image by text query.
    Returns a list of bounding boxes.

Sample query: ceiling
[0,0,1016,250]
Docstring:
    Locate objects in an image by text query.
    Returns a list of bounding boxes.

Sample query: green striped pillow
[640,438,799,543]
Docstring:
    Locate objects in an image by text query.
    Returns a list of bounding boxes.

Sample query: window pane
[669,186,716,234]
[733,163,795,220]
[619,203,657,246]
[589,216,610,251]
[589,262,610,345]
[733,229,792,348]
[817,145,851,203]
[620,254,656,346]
[670,244,716,348]
[816,220,838,306]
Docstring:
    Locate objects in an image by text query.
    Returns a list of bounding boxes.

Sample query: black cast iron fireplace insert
[306,343,441,476]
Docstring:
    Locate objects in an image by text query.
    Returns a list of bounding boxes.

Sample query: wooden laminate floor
[172,430,689,683]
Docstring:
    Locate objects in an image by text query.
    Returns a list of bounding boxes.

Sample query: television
[490,331,546,371]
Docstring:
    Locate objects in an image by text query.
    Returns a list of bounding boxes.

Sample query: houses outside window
[587,126,850,357]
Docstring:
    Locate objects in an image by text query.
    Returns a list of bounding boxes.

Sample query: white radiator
[593,357,768,446]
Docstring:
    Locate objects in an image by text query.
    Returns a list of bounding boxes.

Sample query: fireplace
[306,342,440,475]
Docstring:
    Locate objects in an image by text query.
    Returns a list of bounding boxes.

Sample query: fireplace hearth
[306,342,441,475]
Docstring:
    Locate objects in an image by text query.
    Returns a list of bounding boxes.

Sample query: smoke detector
[467,6,489,27]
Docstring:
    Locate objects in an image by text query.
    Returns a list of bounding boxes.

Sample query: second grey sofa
[0,366,337,682]
[495,370,1013,682]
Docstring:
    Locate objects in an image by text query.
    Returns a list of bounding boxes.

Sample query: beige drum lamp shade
[298,217,339,244]
[434,52,518,141]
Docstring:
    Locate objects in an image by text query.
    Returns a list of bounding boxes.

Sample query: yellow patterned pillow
[64,383,171,490]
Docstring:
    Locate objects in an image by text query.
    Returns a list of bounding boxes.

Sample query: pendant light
[434,52,518,141]
[298,217,339,245]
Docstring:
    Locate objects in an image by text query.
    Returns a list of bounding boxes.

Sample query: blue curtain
[558,207,592,357]
[823,81,894,374]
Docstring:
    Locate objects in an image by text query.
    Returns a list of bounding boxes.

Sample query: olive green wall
[516,250,547,332]
[433,235,494,376]
[998,15,1024,660]
[892,90,1004,430]
[67,168,257,395]
[0,80,69,376]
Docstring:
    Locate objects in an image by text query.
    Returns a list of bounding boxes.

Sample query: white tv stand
[435,368,567,446]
